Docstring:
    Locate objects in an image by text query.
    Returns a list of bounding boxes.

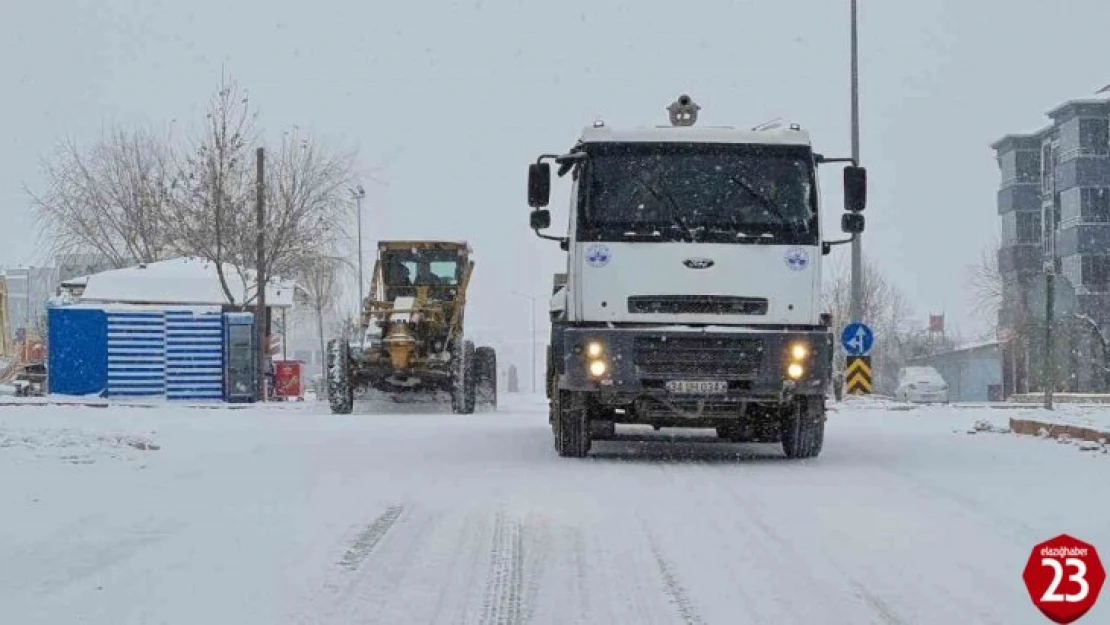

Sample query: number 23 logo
[1041,558,1090,603]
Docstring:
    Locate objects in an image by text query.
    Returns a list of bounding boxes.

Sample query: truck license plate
[665,380,728,395]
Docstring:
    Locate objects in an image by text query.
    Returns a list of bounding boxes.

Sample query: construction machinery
[0,275,47,396]
[326,240,497,414]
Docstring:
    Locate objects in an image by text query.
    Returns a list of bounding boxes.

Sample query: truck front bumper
[557,326,833,405]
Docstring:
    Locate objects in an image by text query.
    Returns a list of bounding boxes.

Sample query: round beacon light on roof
[667,94,700,127]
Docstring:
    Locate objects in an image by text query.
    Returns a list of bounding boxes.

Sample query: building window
[1017,212,1041,243]
[1003,211,1041,245]
[1080,188,1110,223]
[1042,206,1055,257]
[1041,143,1055,195]
[1062,254,1083,288]
[1083,255,1110,291]
[1015,150,1040,183]
[1079,118,1110,155]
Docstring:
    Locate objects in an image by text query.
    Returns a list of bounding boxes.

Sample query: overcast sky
[3,0,1110,356]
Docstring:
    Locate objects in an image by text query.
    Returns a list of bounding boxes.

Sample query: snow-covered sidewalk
[0,394,1107,624]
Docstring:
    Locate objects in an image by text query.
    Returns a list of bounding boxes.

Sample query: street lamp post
[849,0,863,325]
[512,291,537,393]
[350,186,367,314]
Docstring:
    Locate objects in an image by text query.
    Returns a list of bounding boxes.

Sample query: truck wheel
[781,396,825,459]
[451,340,477,414]
[554,389,591,457]
[326,338,353,415]
[475,346,497,410]
[545,344,554,399]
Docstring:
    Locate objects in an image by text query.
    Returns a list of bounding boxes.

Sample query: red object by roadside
[273,360,303,400]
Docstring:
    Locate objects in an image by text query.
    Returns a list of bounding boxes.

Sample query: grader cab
[326,240,497,414]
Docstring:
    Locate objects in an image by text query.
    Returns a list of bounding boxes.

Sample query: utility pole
[255,147,267,402]
[512,291,537,393]
[1043,267,1055,410]
[848,0,864,325]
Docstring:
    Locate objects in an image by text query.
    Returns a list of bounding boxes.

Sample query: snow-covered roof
[60,275,89,287]
[954,340,1002,353]
[577,124,812,147]
[77,257,294,308]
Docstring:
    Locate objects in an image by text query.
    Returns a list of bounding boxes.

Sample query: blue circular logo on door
[585,244,612,267]
[784,247,809,271]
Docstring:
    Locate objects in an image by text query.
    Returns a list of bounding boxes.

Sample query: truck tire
[545,345,553,399]
[554,389,591,457]
[781,396,825,459]
[475,346,497,410]
[326,338,353,415]
[451,340,477,414]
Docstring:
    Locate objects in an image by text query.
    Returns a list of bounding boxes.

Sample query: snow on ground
[0,394,1107,624]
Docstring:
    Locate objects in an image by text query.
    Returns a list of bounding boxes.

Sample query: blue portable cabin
[46,257,295,401]
[47,303,227,401]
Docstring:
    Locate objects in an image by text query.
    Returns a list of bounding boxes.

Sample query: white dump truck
[527,95,867,458]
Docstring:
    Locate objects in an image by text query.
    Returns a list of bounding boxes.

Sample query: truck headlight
[789,342,809,361]
[787,363,805,380]
[588,359,607,377]
[586,340,604,358]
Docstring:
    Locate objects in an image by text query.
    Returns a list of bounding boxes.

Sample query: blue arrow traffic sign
[840,322,874,356]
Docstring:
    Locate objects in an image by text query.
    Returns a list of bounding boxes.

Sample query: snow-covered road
[1,395,1107,624]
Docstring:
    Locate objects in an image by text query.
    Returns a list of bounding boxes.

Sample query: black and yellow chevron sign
[846,355,872,395]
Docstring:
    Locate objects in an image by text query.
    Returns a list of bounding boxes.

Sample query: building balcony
[1055,224,1110,256]
[1054,157,1110,191]
[997,184,1043,214]
[998,244,1043,277]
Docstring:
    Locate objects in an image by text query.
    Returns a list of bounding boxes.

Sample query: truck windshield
[578,142,818,245]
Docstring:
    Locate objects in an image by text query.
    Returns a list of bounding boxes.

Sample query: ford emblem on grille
[682,258,714,269]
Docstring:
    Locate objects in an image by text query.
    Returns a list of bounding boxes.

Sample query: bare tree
[967,238,1019,339]
[28,126,176,267]
[822,254,918,392]
[293,255,349,379]
[171,73,260,305]
[262,127,356,282]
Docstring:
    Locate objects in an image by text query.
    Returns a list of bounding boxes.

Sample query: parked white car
[895,366,950,404]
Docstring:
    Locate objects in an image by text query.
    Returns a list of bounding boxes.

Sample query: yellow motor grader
[326,240,497,413]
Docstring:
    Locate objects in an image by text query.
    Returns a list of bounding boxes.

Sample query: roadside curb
[1009,417,1109,445]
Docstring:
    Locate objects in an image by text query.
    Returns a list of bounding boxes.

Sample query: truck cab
[528,95,866,458]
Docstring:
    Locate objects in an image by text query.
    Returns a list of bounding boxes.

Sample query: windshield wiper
[630,175,696,242]
[728,174,806,236]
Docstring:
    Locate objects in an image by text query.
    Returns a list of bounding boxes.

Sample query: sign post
[840,322,874,395]
[1022,534,1104,623]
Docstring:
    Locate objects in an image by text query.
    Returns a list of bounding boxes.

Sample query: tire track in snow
[479,509,527,625]
[307,505,442,624]
[711,463,907,623]
[338,504,404,571]
[849,581,907,625]
[569,526,593,623]
[645,531,706,625]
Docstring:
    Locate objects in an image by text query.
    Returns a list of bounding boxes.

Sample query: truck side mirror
[529,163,551,208]
[530,209,551,230]
[841,212,865,234]
[844,165,867,212]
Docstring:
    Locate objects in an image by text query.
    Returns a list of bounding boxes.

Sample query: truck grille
[633,336,764,379]
[627,295,768,315]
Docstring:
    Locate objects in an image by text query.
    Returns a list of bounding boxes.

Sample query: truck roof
[377,240,471,253]
[577,124,812,147]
